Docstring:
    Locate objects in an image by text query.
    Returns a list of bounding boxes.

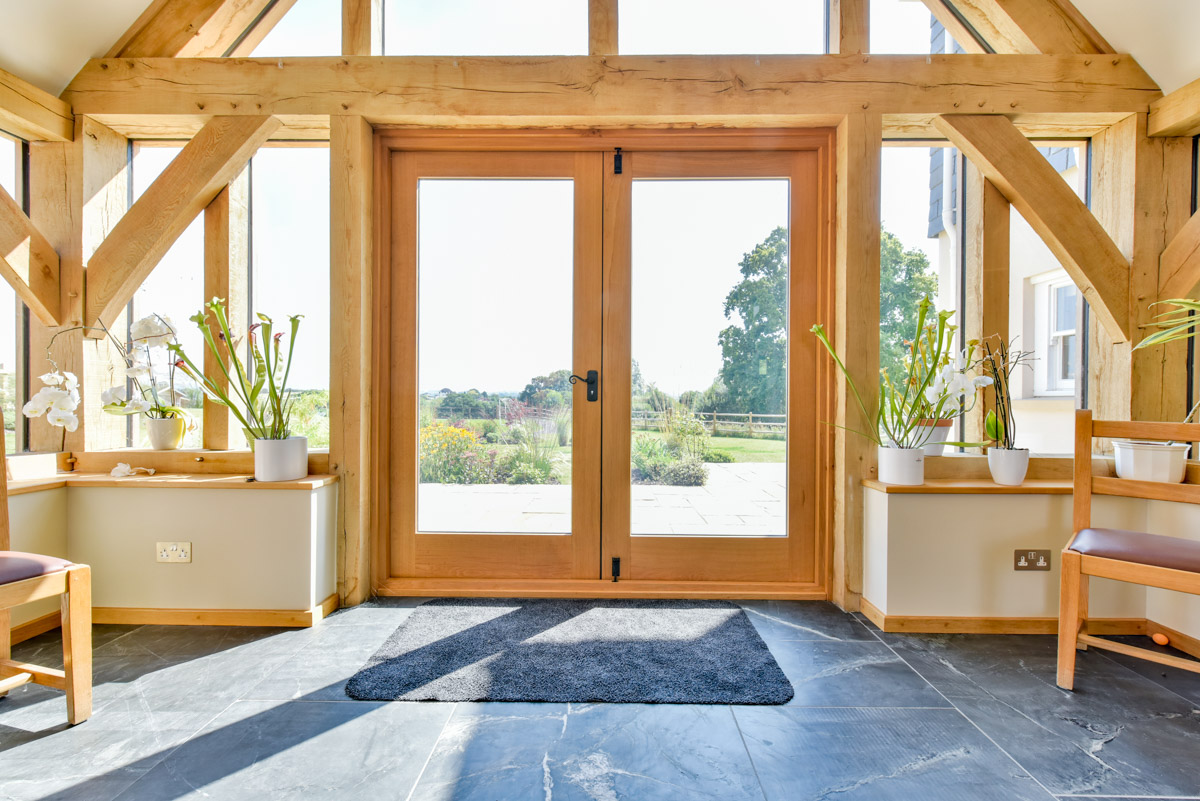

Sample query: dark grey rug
[344,598,793,704]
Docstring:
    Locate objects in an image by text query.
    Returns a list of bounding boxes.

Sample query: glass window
[250,147,331,448]
[880,146,952,387]
[620,0,824,55]
[130,144,206,448]
[871,0,957,54]
[385,0,586,55]
[0,134,21,453]
[252,0,340,57]
[1009,144,1086,454]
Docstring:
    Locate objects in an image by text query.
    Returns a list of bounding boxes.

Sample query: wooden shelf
[8,473,336,493]
[862,478,1072,495]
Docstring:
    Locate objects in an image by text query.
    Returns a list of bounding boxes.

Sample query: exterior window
[1048,280,1077,392]
[0,133,22,453]
[252,0,340,56]
[385,0,586,55]
[1029,270,1079,398]
[620,0,824,55]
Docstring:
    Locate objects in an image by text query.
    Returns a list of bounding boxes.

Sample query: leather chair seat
[1069,528,1200,575]
[0,551,74,586]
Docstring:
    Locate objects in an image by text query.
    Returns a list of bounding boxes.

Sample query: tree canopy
[879,228,939,381]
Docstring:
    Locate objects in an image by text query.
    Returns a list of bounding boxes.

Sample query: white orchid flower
[39,372,64,386]
[111,462,133,477]
[51,391,79,412]
[46,409,78,431]
[126,398,152,414]
[101,385,128,405]
[22,398,47,417]
[126,363,152,380]
[131,315,177,349]
[61,372,78,392]
[972,376,995,388]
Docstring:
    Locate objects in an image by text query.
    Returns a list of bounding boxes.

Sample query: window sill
[863,478,1072,495]
[10,473,336,494]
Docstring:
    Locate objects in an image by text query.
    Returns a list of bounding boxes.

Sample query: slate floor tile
[735,706,1053,801]
[109,699,454,801]
[881,632,1200,796]
[740,600,877,643]
[410,702,765,801]
[770,640,951,708]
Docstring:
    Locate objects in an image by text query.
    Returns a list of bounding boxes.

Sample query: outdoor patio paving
[418,462,786,536]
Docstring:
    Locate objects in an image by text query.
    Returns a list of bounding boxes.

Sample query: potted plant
[812,297,990,485]
[978,337,1036,486]
[1115,298,1200,483]
[25,314,192,450]
[102,314,192,449]
[170,297,307,482]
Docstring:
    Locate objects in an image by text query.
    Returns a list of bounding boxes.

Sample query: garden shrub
[419,422,482,483]
[663,410,709,460]
[631,434,672,483]
[704,449,735,463]
[661,459,709,486]
[507,461,553,484]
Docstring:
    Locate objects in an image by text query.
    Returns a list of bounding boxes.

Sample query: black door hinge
[611,557,620,582]
[613,147,623,174]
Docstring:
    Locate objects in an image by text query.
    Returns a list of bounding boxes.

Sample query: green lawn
[635,431,786,463]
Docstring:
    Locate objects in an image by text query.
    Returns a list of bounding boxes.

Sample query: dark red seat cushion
[1069,528,1200,574]
[0,551,73,586]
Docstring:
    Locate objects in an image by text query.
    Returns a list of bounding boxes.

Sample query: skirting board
[859,598,1147,636]
[92,593,340,628]
[11,610,62,645]
[375,578,828,600]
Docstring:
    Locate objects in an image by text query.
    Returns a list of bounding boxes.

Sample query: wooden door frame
[372,128,835,600]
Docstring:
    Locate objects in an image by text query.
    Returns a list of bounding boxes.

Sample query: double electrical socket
[1014,549,1051,571]
[156,542,192,563]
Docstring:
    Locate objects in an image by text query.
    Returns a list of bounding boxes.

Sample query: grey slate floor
[1,599,1198,800]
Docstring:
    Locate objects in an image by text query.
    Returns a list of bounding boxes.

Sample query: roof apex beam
[944,0,1113,55]
[107,0,289,58]
[0,67,73,142]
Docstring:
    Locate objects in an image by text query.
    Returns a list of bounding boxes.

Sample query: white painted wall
[67,485,336,611]
[8,483,335,631]
[865,488,1200,644]
[864,490,1144,619]
[8,488,69,628]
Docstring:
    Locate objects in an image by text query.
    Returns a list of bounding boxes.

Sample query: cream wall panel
[866,490,1144,618]
[8,487,69,627]
[67,486,334,611]
[1142,500,1200,643]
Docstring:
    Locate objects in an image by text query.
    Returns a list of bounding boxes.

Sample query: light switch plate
[1014,549,1051,571]
[156,541,192,563]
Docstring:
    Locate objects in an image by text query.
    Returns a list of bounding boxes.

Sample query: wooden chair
[0,449,91,724]
[1058,409,1200,690]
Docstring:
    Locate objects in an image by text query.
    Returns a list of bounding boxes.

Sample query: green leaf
[985,409,1004,443]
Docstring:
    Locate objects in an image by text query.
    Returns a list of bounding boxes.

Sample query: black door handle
[569,370,598,402]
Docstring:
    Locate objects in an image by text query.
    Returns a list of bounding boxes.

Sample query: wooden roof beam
[62,55,1161,122]
[0,67,73,142]
[946,0,1112,55]
[84,115,280,330]
[107,0,295,58]
[0,184,61,325]
[1148,75,1200,137]
[1159,212,1200,301]
[934,114,1130,341]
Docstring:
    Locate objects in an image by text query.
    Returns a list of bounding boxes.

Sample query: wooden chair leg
[1076,569,1090,650]
[61,566,91,725]
[1057,550,1083,690]
[0,608,9,699]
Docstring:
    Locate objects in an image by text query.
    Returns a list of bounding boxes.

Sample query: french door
[377,132,833,597]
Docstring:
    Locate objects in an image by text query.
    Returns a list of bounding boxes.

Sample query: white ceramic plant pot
[987,447,1030,486]
[917,419,953,456]
[878,446,925,486]
[1113,440,1189,484]
[255,436,309,482]
[146,416,185,450]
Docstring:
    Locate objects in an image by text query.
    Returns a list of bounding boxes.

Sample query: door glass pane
[417,180,574,534]
[631,180,788,537]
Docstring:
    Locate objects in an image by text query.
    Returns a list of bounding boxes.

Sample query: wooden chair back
[1073,409,1200,534]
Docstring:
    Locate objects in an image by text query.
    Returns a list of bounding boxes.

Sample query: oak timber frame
[0,0,1198,610]
[370,128,835,599]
